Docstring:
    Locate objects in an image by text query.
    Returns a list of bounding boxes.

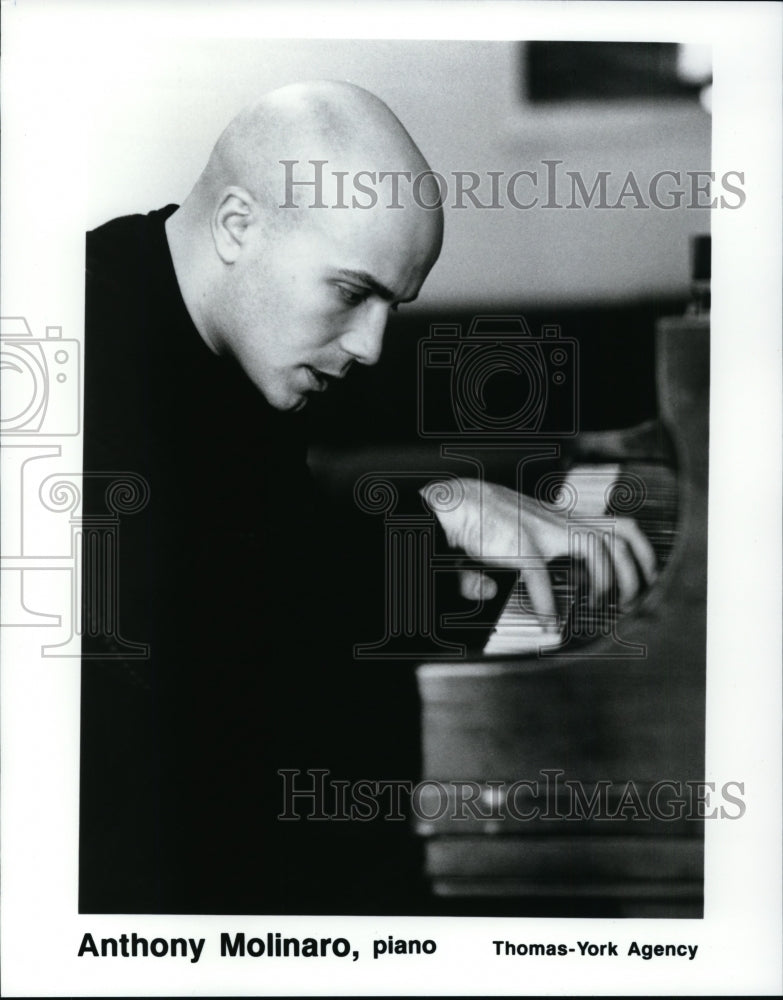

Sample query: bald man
[166,82,442,412]
[80,82,450,914]
[163,82,651,616]
[80,82,653,914]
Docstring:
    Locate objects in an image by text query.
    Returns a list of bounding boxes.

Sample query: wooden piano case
[416,314,709,917]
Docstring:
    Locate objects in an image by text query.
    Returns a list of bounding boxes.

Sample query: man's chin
[252,371,312,412]
[279,388,311,413]
[260,381,309,412]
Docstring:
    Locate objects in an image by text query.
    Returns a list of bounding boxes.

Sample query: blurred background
[82,35,713,513]
[85,38,711,309]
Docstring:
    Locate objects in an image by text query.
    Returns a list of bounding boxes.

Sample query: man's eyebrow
[334,268,418,305]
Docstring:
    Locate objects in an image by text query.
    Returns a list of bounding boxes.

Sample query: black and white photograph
[1,1,781,996]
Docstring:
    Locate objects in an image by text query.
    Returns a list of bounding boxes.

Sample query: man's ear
[211,187,256,264]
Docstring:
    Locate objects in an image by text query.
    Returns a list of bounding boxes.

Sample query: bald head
[202,81,435,204]
[166,81,443,411]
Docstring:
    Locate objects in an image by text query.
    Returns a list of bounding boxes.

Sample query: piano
[415,309,709,917]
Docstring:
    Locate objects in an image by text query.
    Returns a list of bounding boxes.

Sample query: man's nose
[339,304,388,366]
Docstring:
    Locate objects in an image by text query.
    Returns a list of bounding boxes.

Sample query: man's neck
[165,206,221,355]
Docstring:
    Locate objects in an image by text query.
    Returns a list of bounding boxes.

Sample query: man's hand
[420,477,656,625]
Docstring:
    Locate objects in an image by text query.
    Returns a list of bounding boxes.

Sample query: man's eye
[335,284,366,307]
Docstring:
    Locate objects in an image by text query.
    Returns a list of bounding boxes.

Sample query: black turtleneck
[79,206,423,915]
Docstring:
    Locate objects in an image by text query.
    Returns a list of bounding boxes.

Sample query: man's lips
[304,365,349,391]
